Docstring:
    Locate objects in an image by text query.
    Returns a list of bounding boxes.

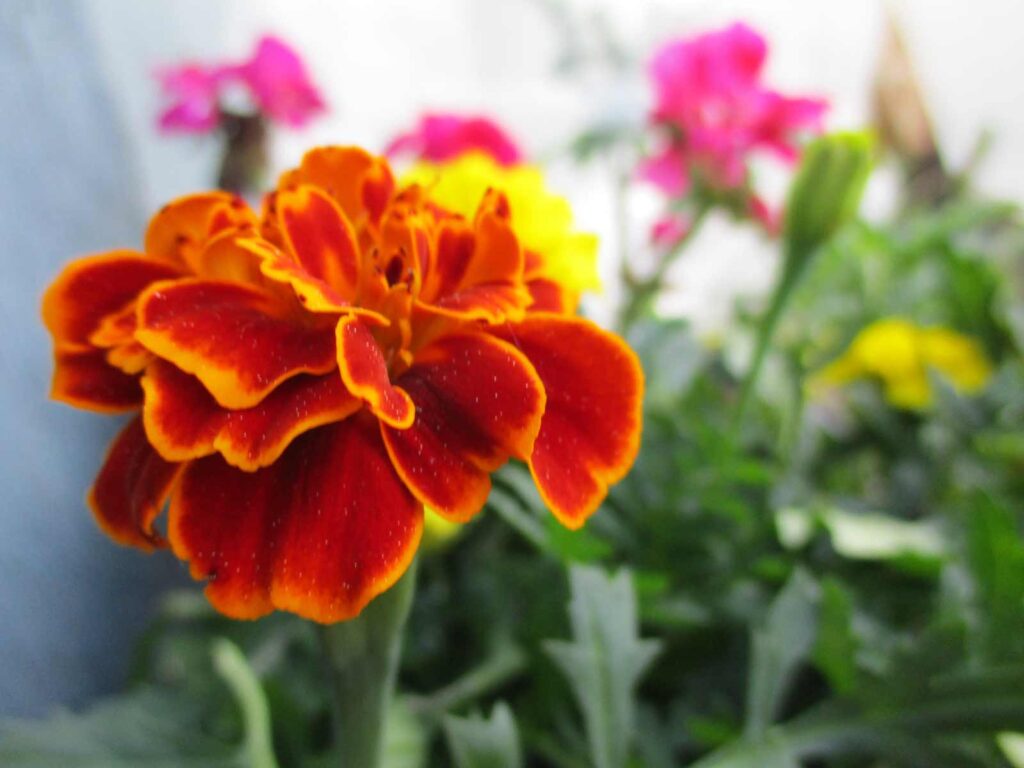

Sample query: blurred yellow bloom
[402,152,601,312]
[421,508,464,553]
[813,318,993,409]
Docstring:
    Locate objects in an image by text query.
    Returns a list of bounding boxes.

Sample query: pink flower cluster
[386,113,523,166]
[156,36,326,133]
[641,22,826,239]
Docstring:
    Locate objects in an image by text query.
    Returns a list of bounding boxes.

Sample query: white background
[84,0,1024,332]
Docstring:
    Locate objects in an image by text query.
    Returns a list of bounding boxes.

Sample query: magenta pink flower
[386,113,523,166]
[156,64,229,133]
[232,36,325,127]
[156,35,325,134]
[747,195,782,236]
[641,22,827,200]
[651,214,691,249]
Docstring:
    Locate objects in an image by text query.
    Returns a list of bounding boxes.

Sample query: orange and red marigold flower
[41,146,643,623]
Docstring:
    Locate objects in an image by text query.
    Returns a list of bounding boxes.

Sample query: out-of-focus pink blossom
[155,35,325,134]
[747,195,782,236]
[386,113,523,166]
[651,214,691,249]
[638,148,689,198]
[642,22,827,197]
[232,36,326,127]
[156,64,229,133]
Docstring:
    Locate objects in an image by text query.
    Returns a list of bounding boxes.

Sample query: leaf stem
[406,642,528,721]
[731,261,800,432]
[618,206,709,333]
[689,692,1024,768]
[211,638,279,768]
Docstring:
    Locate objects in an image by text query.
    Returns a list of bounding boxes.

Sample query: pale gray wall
[0,1,184,717]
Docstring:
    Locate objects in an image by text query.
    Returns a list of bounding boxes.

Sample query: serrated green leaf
[211,639,278,768]
[745,569,820,737]
[695,679,1024,768]
[999,732,1024,767]
[813,579,858,695]
[544,565,661,768]
[775,506,947,564]
[0,689,240,768]
[964,494,1024,663]
[0,638,282,768]
[824,508,946,562]
[443,702,522,768]
[690,735,800,768]
[544,516,614,562]
[383,698,427,768]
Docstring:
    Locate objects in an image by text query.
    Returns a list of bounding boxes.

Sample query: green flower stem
[319,562,418,768]
[618,206,709,333]
[216,108,269,196]
[732,132,873,434]
[731,259,803,432]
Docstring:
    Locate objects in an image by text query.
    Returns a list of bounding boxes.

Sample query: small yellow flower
[402,152,600,313]
[421,508,464,553]
[813,318,992,409]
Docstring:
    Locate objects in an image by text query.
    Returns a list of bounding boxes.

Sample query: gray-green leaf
[0,689,238,768]
[745,569,820,737]
[443,702,522,768]
[545,565,661,768]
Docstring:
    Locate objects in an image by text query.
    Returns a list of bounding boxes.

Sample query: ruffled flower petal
[136,278,337,409]
[142,359,359,470]
[402,155,601,299]
[86,301,153,375]
[145,192,256,271]
[89,417,179,550]
[335,317,414,429]
[417,191,530,322]
[168,416,423,622]
[493,314,643,528]
[51,348,143,412]
[526,277,575,315]
[382,332,545,521]
[41,251,182,350]
[278,146,395,230]
[275,185,362,301]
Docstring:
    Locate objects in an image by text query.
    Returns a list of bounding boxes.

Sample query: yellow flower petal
[812,317,992,410]
[402,153,601,295]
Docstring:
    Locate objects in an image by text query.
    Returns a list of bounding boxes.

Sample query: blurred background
[1,0,1022,719]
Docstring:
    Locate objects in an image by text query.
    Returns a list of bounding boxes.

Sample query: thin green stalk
[731,262,800,432]
[777,353,807,461]
[618,206,709,333]
[319,562,418,768]
[405,643,528,721]
[731,131,874,434]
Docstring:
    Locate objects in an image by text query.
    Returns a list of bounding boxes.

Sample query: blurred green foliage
[3,141,1024,768]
